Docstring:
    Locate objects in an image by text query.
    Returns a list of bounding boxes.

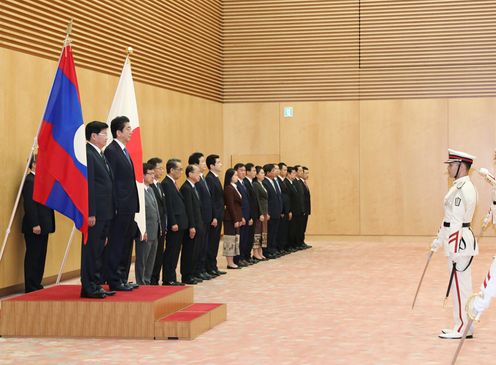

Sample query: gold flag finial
[64,19,73,47]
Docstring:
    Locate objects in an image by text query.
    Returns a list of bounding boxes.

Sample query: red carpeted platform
[0,285,226,339]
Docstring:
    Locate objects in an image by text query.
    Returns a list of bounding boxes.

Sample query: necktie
[123,148,132,165]
[100,151,110,172]
[193,185,200,200]
[202,176,211,195]
[274,179,281,195]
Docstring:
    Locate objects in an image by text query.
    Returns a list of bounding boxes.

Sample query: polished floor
[2,239,496,364]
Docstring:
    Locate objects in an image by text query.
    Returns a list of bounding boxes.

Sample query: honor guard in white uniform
[431,149,478,339]
[466,153,496,322]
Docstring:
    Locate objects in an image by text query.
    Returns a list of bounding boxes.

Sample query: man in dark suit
[301,166,312,249]
[179,164,203,284]
[81,121,115,298]
[104,116,139,291]
[21,155,55,293]
[286,166,304,250]
[147,157,168,285]
[244,163,259,263]
[262,163,283,258]
[161,158,188,285]
[188,152,215,281]
[276,162,291,254]
[294,165,310,250]
[234,163,251,266]
[205,154,226,277]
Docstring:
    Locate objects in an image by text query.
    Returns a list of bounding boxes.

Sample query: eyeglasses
[174,167,183,171]
[98,132,108,136]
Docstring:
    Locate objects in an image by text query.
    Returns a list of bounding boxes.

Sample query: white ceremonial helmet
[444,148,476,164]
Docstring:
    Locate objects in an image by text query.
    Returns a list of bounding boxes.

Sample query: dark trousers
[181,228,203,280]
[23,233,49,293]
[235,223,250,263]
[266,217,280,254]
[289,214,302,248]
[302,214,309,242]
[277,215,290,251]
[105,213,136,289]
[245,223,255,259]
[163,229,184,282]
[151,232,166,284]
[206,222,222,272]
[195,225,209,275]
[81,218,111,295]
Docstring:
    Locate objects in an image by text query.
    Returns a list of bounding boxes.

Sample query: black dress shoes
[98,288,116,296]
[182,278,199,285]
[207,270,220,277]
[111,284,133,291]
[199,272,213,280]
[215,269,227,275]
[81,291,106,299]
[126,282,140,289]
[163,281,185,286]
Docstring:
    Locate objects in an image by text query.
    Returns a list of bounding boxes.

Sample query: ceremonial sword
[411,249,434,310]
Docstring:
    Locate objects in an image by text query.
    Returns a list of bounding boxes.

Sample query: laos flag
[33,44,88,242]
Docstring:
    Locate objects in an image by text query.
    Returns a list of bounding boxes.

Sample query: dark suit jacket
[243,178,260,219]
[303,180,311,215]
[253,180,268,215]
[161,176,188,230]
[287,179,304,215]
[180,180,203,231]
[196,176,213,224]
[223,184,242,222]
[263,178,282,218]
[277,176,291,214]
[236,180,250,220]
[205,171,224,221]
[294,179,307,215]
[87,144,114,221]
[150,182,168,232]
[103,140,139,214]
[22,173,55,234]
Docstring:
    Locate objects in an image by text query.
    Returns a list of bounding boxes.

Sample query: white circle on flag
[74,124,87,166]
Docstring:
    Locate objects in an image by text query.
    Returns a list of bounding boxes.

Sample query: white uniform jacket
[436,176,478,258]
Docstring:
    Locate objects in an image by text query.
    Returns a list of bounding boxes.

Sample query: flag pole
[56,225,76,284]
[0,19,74,266]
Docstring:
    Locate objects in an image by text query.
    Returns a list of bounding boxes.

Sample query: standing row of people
[222,162,312,269]
[22,116,313,296]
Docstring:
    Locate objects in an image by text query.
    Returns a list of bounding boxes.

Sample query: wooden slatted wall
[0,0,222,101]
[223,0,496,102]
[360,0,496,99]
[223,0,359,102]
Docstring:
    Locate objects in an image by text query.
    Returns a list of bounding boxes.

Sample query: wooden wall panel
[359,99,448,235]
[223,0,496,102]
[0,0,222,101]
[360,0,496,99]
[0,48,223,291]
[223,103,280,162]
[223,0,359,102]
[279,101,360,235]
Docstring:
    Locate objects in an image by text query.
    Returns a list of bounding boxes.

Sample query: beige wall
[0,48,223,291]
[223,99,496,237]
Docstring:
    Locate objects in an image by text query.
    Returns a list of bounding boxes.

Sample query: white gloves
[479,167,496,186]
[431,238,442,252]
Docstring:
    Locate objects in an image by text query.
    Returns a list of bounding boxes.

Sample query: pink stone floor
[2,239,496,364]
